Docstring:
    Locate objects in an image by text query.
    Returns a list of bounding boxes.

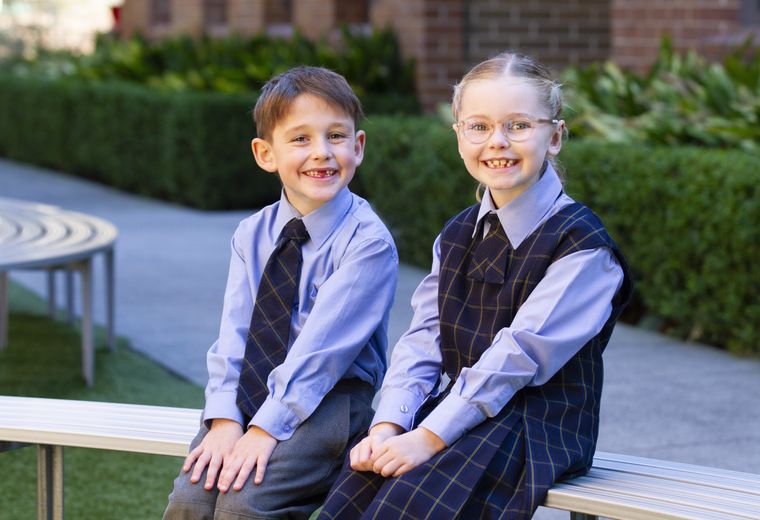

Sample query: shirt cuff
[371,387,425,432]
[250,396,300,441]
[203,390,244,428]
[418,393,486,446]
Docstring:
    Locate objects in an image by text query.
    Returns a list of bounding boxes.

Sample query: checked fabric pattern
[467,213,510,284]
[319,202,632,520]
[236,218,309,423]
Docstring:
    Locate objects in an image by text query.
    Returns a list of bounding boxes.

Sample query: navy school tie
[236,218,310,423]
[467,213,510,284]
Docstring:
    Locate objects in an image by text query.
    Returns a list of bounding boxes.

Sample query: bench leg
[105,248,115,351]
[65,268,75,325]
[0,271,7,349]
[77,260,94,387]
[570,513,598,520]
[37,445,64,520]
[47,269,57,320]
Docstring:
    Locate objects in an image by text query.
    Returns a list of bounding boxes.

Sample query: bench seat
[1,396,759,520]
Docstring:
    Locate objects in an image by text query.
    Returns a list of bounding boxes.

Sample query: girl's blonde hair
[452,51,563,121]
[451,52,566,198]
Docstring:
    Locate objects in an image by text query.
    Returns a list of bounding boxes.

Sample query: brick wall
[610,0,743,71]
[465,0,611,72]
[372,0,466,111]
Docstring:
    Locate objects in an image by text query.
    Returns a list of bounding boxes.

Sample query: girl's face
[454,74,565,208]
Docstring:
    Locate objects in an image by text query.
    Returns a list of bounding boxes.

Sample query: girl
[319,52,632,520]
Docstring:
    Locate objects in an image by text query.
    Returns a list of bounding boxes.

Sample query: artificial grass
[0,282,204,519]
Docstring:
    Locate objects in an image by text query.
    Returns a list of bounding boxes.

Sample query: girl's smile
[454,75,564,209]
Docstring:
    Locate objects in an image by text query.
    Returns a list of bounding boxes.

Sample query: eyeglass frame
[455,115,560,144]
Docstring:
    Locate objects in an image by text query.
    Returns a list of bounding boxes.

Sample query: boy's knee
[163,495,216,520]
[164,471,218,520]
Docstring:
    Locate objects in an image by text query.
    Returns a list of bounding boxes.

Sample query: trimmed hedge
[0,75,281,208]
[1,78,758,354]
[360,117,760,354]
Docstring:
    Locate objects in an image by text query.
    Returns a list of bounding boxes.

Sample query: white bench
[1,396,759,520]
[0,197,118,386]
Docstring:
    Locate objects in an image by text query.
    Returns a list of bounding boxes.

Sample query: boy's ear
[251,138,277,173]
[353,130,366,166]
[547,120,565,156]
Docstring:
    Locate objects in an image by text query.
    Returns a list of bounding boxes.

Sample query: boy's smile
[252,94,365,215]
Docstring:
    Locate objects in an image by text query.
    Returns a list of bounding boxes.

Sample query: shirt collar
[475,162,563,248]
[273,188,353,249]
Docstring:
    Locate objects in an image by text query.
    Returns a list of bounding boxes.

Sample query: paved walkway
[3,158,759,517]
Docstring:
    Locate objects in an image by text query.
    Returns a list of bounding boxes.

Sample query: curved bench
[0,197,118,386]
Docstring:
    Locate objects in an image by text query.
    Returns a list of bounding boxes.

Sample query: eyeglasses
[456,116,559,144]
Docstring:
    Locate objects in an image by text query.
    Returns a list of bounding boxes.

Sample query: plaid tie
[236,218,309,423]
[467,213,510,283]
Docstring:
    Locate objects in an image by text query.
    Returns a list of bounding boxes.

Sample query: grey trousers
[164,380,374,520]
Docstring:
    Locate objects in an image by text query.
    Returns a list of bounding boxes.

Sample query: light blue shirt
[204,188,398,440]
[372,165,624,446]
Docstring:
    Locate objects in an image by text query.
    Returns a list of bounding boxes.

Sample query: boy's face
[252,94,365,216]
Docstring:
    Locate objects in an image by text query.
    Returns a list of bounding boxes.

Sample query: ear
[353,129,366,166]
[453,123,465,159]
[251,138,277,173]
[547,119,565,156]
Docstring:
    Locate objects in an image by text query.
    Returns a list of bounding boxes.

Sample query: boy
[164,66,398,519]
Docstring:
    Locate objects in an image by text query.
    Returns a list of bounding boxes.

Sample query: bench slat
[2,396,759,520]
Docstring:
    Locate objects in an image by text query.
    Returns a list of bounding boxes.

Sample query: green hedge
[1,78,758,354]
[360,117,760,354]
[0,75,281,208]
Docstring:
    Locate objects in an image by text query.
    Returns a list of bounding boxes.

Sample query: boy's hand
[372,427,446,477]
[184,418,243,490]
[350,422,404,472]
[217,425,278,492]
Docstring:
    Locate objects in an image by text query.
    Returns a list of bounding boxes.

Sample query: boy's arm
[203,229,254,427]
[250,237,398,440]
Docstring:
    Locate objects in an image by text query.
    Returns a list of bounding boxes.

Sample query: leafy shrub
[5,28,419,114]
[1,77,758,354]
[359,118,760,354]
[563,37,760,152]
[0,75,280,209]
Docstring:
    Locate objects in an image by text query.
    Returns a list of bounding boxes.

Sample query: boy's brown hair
[253,66,364,141]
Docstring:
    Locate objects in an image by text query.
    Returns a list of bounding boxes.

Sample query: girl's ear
[251,138,277,173]
[453,123,465,158]
[547,120,566,156]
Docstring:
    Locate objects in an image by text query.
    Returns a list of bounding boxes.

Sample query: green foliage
[563,37,760,152]
[5,28,419,114]
[1,77,758,354]
[1,283,203,519]
[358,118,760,355]
[360,116,472,266]
[0,75,281,209]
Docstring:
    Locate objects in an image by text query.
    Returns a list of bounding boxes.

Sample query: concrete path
[3,158,759,517]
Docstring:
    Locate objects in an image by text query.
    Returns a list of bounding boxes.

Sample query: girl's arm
[418,246,624,446]
[370,235,446,433]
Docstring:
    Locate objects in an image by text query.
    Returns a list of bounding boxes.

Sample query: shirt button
[400,404,409,413]
[283,424,293,432]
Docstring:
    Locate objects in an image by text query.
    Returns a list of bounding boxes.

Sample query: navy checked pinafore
[319,201,633,520]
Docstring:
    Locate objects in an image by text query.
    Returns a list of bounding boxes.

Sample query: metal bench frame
[0,198,118,386]
[1,396,759,520]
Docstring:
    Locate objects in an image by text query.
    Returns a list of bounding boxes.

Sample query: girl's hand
[372,427,447,477]
[184,418,244,490]
[350,422,404,472]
